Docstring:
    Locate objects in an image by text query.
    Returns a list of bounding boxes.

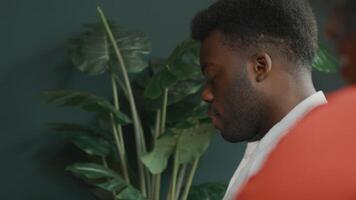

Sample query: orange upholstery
[237,86,356,200]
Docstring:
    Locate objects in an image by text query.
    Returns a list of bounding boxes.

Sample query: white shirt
[223,91,327,200]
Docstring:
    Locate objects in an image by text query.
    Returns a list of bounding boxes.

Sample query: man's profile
[190,0,325,198]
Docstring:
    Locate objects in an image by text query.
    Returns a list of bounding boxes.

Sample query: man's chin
[220,131,244,143]
[220,130,255,143]
[211,115,222,130]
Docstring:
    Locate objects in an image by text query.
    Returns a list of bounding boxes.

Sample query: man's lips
[208,107,221,129]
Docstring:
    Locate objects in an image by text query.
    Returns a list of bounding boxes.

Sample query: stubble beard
[220,75,264,143]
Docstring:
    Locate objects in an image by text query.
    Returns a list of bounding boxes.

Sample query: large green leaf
[43,90,131,125]
[165,39,202,103]
[48,122,113,144]
[114,30,151,73]
[141,122,214,173]
[169,59,201,81]
[141,132,178,174]
[64,134,111,157]
[168,78,203,105]
[191,102,210,120]
[66,163,119,179]
[143,73,162,99]
[144,39,201,100]
[96,178,127,193]
[166,39,200,67]
[175,124,214,164]
[144,67,178,99]
[160,68,178,89]
[116,187,144,200]
[48,122,111,136]
[143,71,202,103]
[165,94,203,123]
[68,24,110,75]
[168,40,201,81]
[312,44,338,72]
[68,22,151,75]
[67,163,144,200]
[188,182,228,200]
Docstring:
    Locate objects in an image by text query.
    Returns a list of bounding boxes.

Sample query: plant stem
[105,65,129,100]
[154,88,169,200]
[151,168,161,200]
[152,110,161,200]
[166,179,173,200]
[98,7,147,197]
[102,156,108,168]
[180,159,200,200]
[145,167,152,200]
[154,110,161,140]
[170,149,180,200]
[109,115,130,182]
[102,157,116,200]
[160,88,169,133]
[175,164,188,200]
[110,72,130,183]
[112,72,129,98]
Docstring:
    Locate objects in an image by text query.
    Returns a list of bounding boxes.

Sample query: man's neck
[257,75,316,141]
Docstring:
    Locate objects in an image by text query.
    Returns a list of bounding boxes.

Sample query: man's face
[200,31,264,142]
[326,13,356,84]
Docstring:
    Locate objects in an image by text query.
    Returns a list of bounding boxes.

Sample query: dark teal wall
[0,0,344,199]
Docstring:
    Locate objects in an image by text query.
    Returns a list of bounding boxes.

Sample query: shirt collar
[257,91,327,151]
[242,91,327,159]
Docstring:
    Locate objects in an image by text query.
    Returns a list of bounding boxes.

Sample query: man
[190,0,326,199]
[236,0,356,199]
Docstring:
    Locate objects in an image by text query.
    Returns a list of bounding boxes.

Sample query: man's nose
[201,85,214,103]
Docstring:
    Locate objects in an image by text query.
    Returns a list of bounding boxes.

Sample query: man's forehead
[200,35,224,60]
[201,31,224,49]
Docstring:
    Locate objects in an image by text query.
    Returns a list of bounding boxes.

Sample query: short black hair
[191,0,318,69]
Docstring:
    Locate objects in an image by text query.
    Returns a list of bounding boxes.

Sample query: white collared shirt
[223,91,327,200]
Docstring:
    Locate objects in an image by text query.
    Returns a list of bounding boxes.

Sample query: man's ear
[252,52,272,82]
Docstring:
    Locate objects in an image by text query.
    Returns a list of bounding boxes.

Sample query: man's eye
[203,66,220,83]
[204,69,215,79]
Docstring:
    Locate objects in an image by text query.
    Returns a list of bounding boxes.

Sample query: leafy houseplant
[43,6,337,200]
[44,6,217,200]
